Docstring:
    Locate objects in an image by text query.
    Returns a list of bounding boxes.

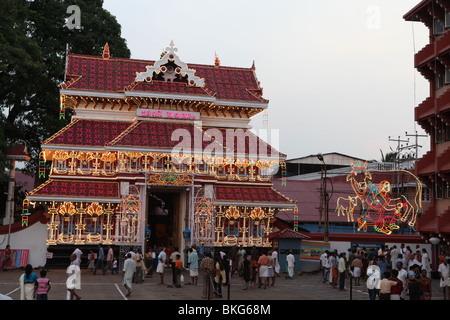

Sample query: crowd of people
[319,243,450,300]
[7,242,450,300]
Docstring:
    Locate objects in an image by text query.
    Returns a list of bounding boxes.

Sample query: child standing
[112,257,118,275]
[35,270,51,300]
[175,254,183,288]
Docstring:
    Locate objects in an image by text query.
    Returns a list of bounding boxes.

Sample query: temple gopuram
[25,41,296,255]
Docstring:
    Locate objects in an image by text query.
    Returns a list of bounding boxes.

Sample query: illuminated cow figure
[337,161,422,235]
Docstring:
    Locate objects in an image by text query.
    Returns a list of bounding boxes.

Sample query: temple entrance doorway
[145,190,182,252]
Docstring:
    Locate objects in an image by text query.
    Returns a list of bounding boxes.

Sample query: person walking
[175,254,183,288]
[351,254,363,286]
[257,251,269,289]
[320,250,330,283]
[122,253,136,297]
[395,261,408,300]
[421,248,431,278]
[286,250,295,279]
[419,269,432,299]
[378,255,389,276]
[389,269,403,300]
[188,248,199,285]
[112,257,119,275]
[66,254,81,300]
[144,248,153,277]
[134,248,144,284]
[379,272,399,300]
[338,252,347,291]
[106,245,114,273]
[200,252,215,299]
[169,247,180,287]
[35,269,51,300]
[272,248,280,279]
[93,244,105,275]
[329,251,338,288]
[407,264,422,300]
[157,247,166,285]
[242,254,252,290]
[438,258,449,300]
[213,253,226,298]
[87,250,95,272]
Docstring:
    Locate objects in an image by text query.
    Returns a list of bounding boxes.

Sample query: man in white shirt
[395,261,408,300]
[338,252,347,291]
[122,253,136,297]
[438,258,449,300]
[157,247,166,285]
[320,251,330,283]
[390,245,399,266]
[286,251,295,279]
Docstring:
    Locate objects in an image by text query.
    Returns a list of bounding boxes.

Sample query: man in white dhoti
[123,253,136,297]
[66,254,81,300]
[286,250,295,279]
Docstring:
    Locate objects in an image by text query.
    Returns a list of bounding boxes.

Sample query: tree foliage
[0,0,130,176]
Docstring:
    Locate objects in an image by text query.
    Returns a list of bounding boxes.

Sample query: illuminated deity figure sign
[335,161,423,235]
[193,197,214,246]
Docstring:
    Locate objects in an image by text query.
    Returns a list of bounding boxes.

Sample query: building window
[422,186,431,202]
[434,19,445,35]
[445,11,450,29]
[445,68,450,84]
[437,73,445,89]
[436,122,449,143]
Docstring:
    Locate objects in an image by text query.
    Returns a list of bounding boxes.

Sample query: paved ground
[0,267,445,301]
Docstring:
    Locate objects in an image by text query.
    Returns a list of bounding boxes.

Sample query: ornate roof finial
[251,60,255,70]
[102,42,110,59]
[135,40,205,87]
[214,52,221,67]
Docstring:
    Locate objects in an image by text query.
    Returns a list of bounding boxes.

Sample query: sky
[102,0,431,162]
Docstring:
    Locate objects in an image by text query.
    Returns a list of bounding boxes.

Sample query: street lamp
[429,236,441,279]
[317,153,329,242]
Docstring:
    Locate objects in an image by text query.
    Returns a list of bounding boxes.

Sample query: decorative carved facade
[26,42,296,249]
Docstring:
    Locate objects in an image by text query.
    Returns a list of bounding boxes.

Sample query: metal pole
[6,160,16,247]
[350,273,353,300]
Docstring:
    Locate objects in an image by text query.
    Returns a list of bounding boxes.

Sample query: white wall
[2,222,48,268]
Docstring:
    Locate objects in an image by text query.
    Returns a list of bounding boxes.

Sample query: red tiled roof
[214,185,294,205]
[209,128,286,158]
[268,228,310,239]
[109,121,207,150]
[43,119,285,158]
[43,119,133,147]
[27,179,120,199]
[63,53,267,103]
[6,145,30,161]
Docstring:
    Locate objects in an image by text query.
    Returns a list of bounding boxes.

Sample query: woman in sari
[19,264,37,300]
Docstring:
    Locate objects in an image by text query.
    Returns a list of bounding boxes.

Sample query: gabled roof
[62,52,267,104]
[27,179,120,201]
[214,185,295,207]
[42,119,286,158]
[43,119,132,147]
